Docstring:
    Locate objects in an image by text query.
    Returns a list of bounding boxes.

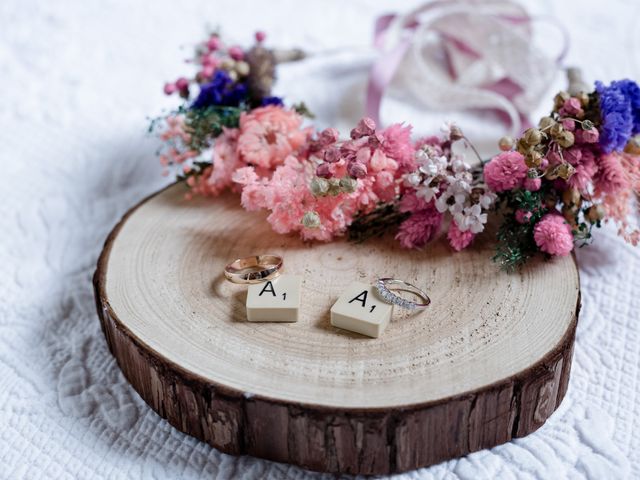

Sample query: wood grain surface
[94,182,580,475]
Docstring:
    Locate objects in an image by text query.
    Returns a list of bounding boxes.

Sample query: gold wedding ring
[224,255,283,284]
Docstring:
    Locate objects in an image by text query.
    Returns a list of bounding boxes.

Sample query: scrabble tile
[246,274,301,322]
[330,282,393,338]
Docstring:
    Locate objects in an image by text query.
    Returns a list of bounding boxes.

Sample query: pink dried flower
[381,123,416,172]
[483,151,528,192]
[563,147,582,166]
[201,128,243,195]
[595,152,630,195]
[207,36,222,51]
[562,118,576,131]
[228,46,244,60]
[546,150,562,167]
[560,97,583,117]
[237,106,311,170]
[347,161,367,178]
[319,128,340,146]
[447,221,475,251]
[533,214,574,256]
[350,117,376,139]
[323,147,341,163]
[524,177,541,191]
[575,128,599,144]
[515,209,533,224]
[374,171,396,202]
[567,148,597,192]
[398,191,430,213]
[233,156,360,242]
[395,204,443,249]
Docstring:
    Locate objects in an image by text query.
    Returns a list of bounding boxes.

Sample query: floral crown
[152,31,640,270]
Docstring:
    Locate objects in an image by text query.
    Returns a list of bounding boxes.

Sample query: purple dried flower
[191,70,248,109]
[595,80,636,153]
[260,96,284,106]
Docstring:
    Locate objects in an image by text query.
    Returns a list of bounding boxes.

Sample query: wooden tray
[93,182,580,475]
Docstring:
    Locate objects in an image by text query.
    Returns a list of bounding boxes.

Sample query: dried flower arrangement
[151,31,640,270]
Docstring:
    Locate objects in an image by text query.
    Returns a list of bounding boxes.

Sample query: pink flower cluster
[164,105,311,197]
[483,89,640,260]
[312,118,414,206]
[232,117,416,241]
[397,127,495,251]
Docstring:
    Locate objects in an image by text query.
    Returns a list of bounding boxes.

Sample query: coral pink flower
[533,214,574,256]
[237,106,311,170]
[447,221,475,251]
[395,204,443,249]
[595,152,630,195]
[483,151,528,192]
[233,156,360,242]
[381,123,416,172]
[200,128,243,195]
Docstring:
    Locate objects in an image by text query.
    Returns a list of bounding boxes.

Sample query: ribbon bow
[366,0,568,136]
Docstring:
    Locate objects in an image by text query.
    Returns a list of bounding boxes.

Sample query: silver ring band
[224,255,283,284]
[375,278,431,310]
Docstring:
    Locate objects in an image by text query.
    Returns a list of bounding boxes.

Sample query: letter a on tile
[259,281,276,297]
[348,290,368,307]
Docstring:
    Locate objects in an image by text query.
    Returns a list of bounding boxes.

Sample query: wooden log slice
[93,182,580,475]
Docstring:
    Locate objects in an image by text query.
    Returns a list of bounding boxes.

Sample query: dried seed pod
[624,135,640,155]
[554,91,570,110]
[576,92,590,108]
[562,188,582,207]
[449,124,464,141]
[556,163,576,180]
[339,176,357,193]
[516,138,531,154]
[219,58,235,70]
[523,128,543,146]
[235,60,250,77]
[550,122,564,138]
[498,136,515,151]
[327,178,341,196]
[539,116,556,130]
[301,211,321,228]
[556,131,575,148]
[586,204,606,223]
[525,150,543,168]
[562,205,578,225]
[310,177,329,196]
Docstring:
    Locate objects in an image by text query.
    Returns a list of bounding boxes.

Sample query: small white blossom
[404,172,422,187]
[451,155,471,173]
[479,192,497,209]
[459,203,488,234]
[416,183,440,203]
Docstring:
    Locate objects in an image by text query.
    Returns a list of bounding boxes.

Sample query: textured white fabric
[1,0,639,478]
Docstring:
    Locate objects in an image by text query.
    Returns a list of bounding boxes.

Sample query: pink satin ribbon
[365,2,569,133]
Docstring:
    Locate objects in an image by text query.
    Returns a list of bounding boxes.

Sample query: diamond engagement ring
[375,278,431,310]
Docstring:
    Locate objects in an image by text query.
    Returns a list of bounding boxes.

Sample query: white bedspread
[2,0,639,478]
